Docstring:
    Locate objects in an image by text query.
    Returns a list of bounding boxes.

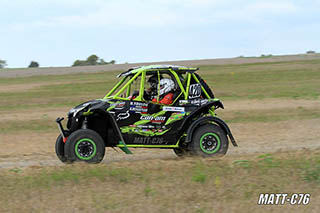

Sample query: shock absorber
[82,117,88,129]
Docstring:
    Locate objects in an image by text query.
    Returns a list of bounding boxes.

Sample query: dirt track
[1,54,320,78]
[1,54,319,168]
[1,119,319,169]
[0,99,319,169]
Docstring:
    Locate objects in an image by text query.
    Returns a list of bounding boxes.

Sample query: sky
[0,0,319,68]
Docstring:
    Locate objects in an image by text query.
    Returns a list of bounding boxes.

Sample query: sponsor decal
[140,115,166,123]
[136,125,165,129]
[137,125,155,129]
[133,137,167,145]
[130,105,148,109]
[189,83,201,99]
[130,101,148,107]
[110,101,126,110]
[116,111,130,121]
[115,102,126,109]
[129,103,148,114]
[165,112,185,125]
[179,100,188,105]
[163,106,185,112]
[178,99,209,106]
[129,106,148,114]
[190,99,209,106]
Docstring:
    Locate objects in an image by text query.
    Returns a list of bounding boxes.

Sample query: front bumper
[56,117,67,140]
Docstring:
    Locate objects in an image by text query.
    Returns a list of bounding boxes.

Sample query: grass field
[0,151,319,212]
[0,59,319,133]
[0,57,319,212]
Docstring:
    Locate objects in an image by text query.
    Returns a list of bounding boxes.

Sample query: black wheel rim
[75,138,96,160]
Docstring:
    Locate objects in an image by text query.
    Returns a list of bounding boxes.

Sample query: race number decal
[189,83,201,99]
[133,137,168,145]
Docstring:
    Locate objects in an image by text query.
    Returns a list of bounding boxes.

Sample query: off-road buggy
[55,65,237,163]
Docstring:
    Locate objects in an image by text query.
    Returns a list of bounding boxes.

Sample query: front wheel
[190,124,228,157]
[55,134,67,163]
[64,129,105,163]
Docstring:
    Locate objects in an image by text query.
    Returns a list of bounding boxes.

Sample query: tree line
[72,54,115,66]
[0,54,115,69]
[0,59,7,68]
[0,59,39,68]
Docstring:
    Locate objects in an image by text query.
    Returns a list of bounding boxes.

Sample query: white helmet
[159,78,175,96]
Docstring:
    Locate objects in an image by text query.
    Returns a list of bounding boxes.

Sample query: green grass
[0,74,118,111]
[0,118,56,133]
[1,59,319,212]
[1,60,317,144]
[0,151,319,212]
[199,60,320,100]
[304,165,320,184]
[0,70,121,85]
[1,59,320,112]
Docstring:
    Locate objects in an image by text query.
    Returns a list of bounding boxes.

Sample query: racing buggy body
[55,65,237,163]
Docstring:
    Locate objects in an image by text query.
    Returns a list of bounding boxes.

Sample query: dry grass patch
[0,150,319,212]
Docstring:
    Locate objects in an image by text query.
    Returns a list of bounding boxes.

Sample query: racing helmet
[159,78,175,96]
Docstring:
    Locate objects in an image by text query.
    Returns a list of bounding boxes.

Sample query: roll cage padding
[184,116,238,147]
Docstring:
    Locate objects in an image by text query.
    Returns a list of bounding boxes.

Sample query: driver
[152,78,175,105]
[147,74,160,96]
[144,74,161,101]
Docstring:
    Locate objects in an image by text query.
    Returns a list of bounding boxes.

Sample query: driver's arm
[152,93,173,105]
[159,93,173,105]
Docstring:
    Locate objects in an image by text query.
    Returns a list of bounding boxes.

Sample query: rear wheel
[190,124,228,157]
[65,129,105,163]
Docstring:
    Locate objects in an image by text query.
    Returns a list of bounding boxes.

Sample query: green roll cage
[103,65,212,105]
